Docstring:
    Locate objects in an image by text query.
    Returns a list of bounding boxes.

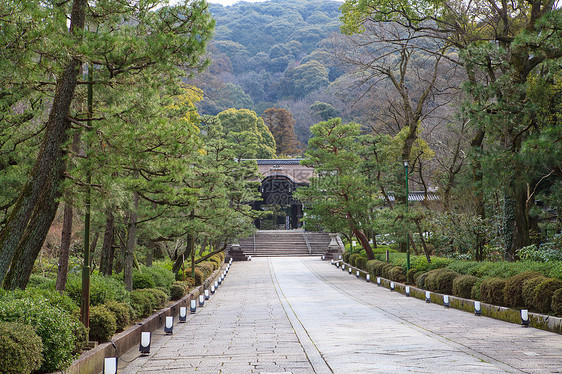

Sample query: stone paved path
[120,257,562,373]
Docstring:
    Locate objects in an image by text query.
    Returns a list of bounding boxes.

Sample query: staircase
[237,230,332,257]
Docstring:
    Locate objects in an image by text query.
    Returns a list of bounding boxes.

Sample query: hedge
[480,278,506,305]
[355,256,368,270]
[66,273,129,307]
[503,271,543,308]
[452,275,478,299]
[552,288,562,315]
[533,278,562,314]
[104,301,131,332]
[348,253,360,267]
[342,251,351,263]
[170,281,188,300]
[0,322,43,374]
[522,276,547,308]
[0,297,77,372]
[132,272,156,290]
[89,305,117,343]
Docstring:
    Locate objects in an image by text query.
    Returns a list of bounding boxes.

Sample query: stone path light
[164,316,174,334]
[443,295,450,308]
[521,309,530,326]
[199,295,205,307]
[103,357,118,374]
[139,331,151,355]
[190,299,197,314]
[179,306,187,323]
[474,301,482,315]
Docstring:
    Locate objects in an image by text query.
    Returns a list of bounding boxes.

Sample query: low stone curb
[335,260,562,335]
[59,265,226,374]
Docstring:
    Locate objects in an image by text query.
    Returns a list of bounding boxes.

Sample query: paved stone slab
[120,257,562,373]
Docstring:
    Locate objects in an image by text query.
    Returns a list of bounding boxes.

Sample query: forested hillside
[193,0,344,144]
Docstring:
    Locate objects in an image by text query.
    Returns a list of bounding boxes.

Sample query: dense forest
[194,0,345,144]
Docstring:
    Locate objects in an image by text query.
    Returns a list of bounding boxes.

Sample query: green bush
[424,269,453,292]
[0,322,43,374]
[406,269,418,284]
[522,276,547,308]
[179,268,205,285]
[89,305,117,342]
[452,275,478,299]
[197,262,215,279]
[209,254,223,269]
[143,288,168,309]
[342,251,351,263]
[355,256,368,270]
[388,266,406,282]
[130,290,156,318]
[143,263,175,289]
[348,253,360,267]
[132,272,156,290]
[503,271,543,308]
[27,274,55,289]
[471,277,486,300]
[371,261,387,277]
[0,297,77,372]
[365,260,379,277]
[480,278,506,305]
[66,273,129,307]
[170,282,187,300]
[552,288,562,316]
[434,270,461,295]
[155,286,171,297]
[533,278,562,314]
[104,301,131,332]
[416,272,430,289]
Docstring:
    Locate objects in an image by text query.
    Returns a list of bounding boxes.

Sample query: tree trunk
[55,202,73,291]
[124,191,139,291]
[89,232,99,269]
[146,240,155,267]
[0,0,88,289]
[99,211,115,276]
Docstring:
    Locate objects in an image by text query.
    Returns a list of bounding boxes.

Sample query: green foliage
[503,272,543,308]
[103,301,131,332]
[132,272,156,290]
[179,268,205,286]
[89,305,117,343]
[342,251,351,263]
[143,289,169,309]
[143,263,175,289]
[0,297,76,372]
[552,289,562,316]
[170,282,188,301]
[522,276,547,309]
[355,256,368,270]
[66,273,129,307]
[130,290,155,318]
[349,253,361,267]
[197,262,215,280]
[434,270,461,295]
[388,266,406,282]
[533,278,562,314]
[0,322,43,374]
[452,275,478,299]
[480,278,506,305]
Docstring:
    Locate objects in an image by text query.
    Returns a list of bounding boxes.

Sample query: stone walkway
[120,257,562,373]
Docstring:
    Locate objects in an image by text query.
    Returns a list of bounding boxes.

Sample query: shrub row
[346,253,562,315]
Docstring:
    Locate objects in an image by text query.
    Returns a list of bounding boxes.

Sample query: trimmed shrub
[381,263,395,278]
[552,288,562,316]
[143,288,168,309]
[416,272,430,289]
[89,305,117,342]
[522,276,547,308]
[348,253,360,267]
[471,277,486,300]
[480,278,506,305]
[503,271,543,308]
[155,286,171,297]
[533,278,562,314]
[355,256,368,270]
[371,261,387,277]
[104,301,131,332]
[66,273,129,307]
[388,266,406,282]
[170,282,187,300]
[209,254,223,269]
[132,271,156,290]
[434,270,461,295]
[0,322,43,374]
[365,260,379,276]
[406,269,418,284]
[130,290,156,318]
[198,262,215,279]
[452,275,478,299]
[342,251,351,263]
[424,269,453,292]
[0,297,76,372]
[143,263,175,289]
[179,268,205,285]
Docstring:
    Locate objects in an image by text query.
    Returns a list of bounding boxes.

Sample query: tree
[0,0,215,289]
[216,108,276,159]
[262,108,302,156]
[296,118,376,259]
